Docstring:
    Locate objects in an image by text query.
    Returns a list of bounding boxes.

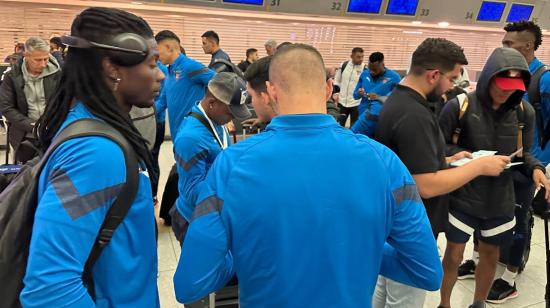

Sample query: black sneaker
[486,278,518,304]
[457,259,476,280]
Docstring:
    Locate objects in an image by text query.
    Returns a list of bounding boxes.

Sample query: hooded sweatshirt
[21,55,60,122]
[439,47,544,219]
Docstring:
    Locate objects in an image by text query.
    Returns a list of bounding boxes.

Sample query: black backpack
[0,118,139,307]
[527,65,550,149]
[340,60,367,73]
[211,59,244,78]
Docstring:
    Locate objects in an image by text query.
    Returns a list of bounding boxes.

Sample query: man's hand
[333,93,340,104]
[446,151,472,164]
[367,93,379,100]
[470,155,510,176]
[358,88,365,97]
[533,168,550,201]
[242,118,264,131]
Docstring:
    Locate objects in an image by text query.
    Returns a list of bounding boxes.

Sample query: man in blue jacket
[155,30,215,136]
[171,72,250,241]
[173,43,442,307]
[351,52,401,137]
[21,7,163,307]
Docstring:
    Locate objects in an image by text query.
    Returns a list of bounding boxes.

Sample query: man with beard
[373,38,511,308]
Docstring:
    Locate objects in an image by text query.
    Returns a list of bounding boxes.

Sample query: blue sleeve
[173,151,234,303]
[378,147,442,291]
[155,88,167,122]
[353,72,364,100]
[21,137,127,307]
[531,72,550,165]
[188,60,215,87]
[540,72,550,123]
[174,133,209,219]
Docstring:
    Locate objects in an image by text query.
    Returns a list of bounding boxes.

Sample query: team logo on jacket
[383,78,389,84]
[174,70,181,81]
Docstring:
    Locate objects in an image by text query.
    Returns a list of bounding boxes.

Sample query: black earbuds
[61,33,149,67]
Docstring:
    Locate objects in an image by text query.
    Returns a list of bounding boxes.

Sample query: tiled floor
[2,139,549,307]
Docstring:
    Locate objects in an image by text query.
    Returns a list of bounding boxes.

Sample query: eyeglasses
[425,68,457,83]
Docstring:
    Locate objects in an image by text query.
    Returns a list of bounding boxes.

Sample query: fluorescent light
[403,31,423,34]
[131,1,143,5]
[438,22,450,27]
[411,21,422,25]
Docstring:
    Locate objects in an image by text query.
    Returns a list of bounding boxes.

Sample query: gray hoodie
[439,47,543,219]
[21,55,60,122]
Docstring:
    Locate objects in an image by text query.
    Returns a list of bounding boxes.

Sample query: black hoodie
[439,47,543,219]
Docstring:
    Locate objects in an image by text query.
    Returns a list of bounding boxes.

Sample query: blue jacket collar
[266,114,338,130]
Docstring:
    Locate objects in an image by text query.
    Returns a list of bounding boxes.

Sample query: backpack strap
[527,65,550,148]
[341,60,349,72]
[46,119,139,300]
[516,101,525,158]
[452,93,470,145]
[188,111,226,148]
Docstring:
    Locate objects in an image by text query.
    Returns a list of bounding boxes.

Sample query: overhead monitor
[386,0,419,16]
[477,1,506,22]
[348,0,383,14]
[222,0,264,5]
[506,4,534,22]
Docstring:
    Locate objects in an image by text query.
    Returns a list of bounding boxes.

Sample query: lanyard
[197,104,228,149]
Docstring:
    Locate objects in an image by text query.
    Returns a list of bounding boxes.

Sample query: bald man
[173,44,441,307]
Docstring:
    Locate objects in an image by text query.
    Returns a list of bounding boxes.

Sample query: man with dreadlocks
[20,7,164,307]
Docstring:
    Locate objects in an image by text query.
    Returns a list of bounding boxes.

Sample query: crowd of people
[0,5,550,308]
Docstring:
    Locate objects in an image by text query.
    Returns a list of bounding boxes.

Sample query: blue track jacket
[154,61,169,123]
[526,58,550,166]
[21,103,159,308]
[159,54,215,136]
[173,104,231,221]
[173,114,442,307]
[352,69,401,137]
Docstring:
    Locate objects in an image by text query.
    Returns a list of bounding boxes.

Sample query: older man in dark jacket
[438,47,550,308]
[0,37,60,161]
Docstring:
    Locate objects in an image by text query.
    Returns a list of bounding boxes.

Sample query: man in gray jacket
[0,37,60,161]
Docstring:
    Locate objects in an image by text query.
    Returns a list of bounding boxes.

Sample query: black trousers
[159,164,179,225]
[338,104,359,127]
[150,121,165,198]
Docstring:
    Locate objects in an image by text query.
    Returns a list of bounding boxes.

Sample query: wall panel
[0,1,548,73]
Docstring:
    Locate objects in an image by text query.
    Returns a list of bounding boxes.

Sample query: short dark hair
[201,31,220,45]
[49,37,63,49]
[410,38,468,75]
[246,48,258,58]
[351,47,364,54]
[244,56,271,93]
[369,52,384,63]
[504,20,543,51]
[277,42,293,50]
[155,30,180,44]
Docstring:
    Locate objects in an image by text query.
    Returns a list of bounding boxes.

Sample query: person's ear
[325,78,333,102]
[427,70,439,86]
[102,57,120,81]
[260,91,271,107]
[266,81,278,104]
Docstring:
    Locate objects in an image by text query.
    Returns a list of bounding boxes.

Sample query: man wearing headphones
[171,72,250,243]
